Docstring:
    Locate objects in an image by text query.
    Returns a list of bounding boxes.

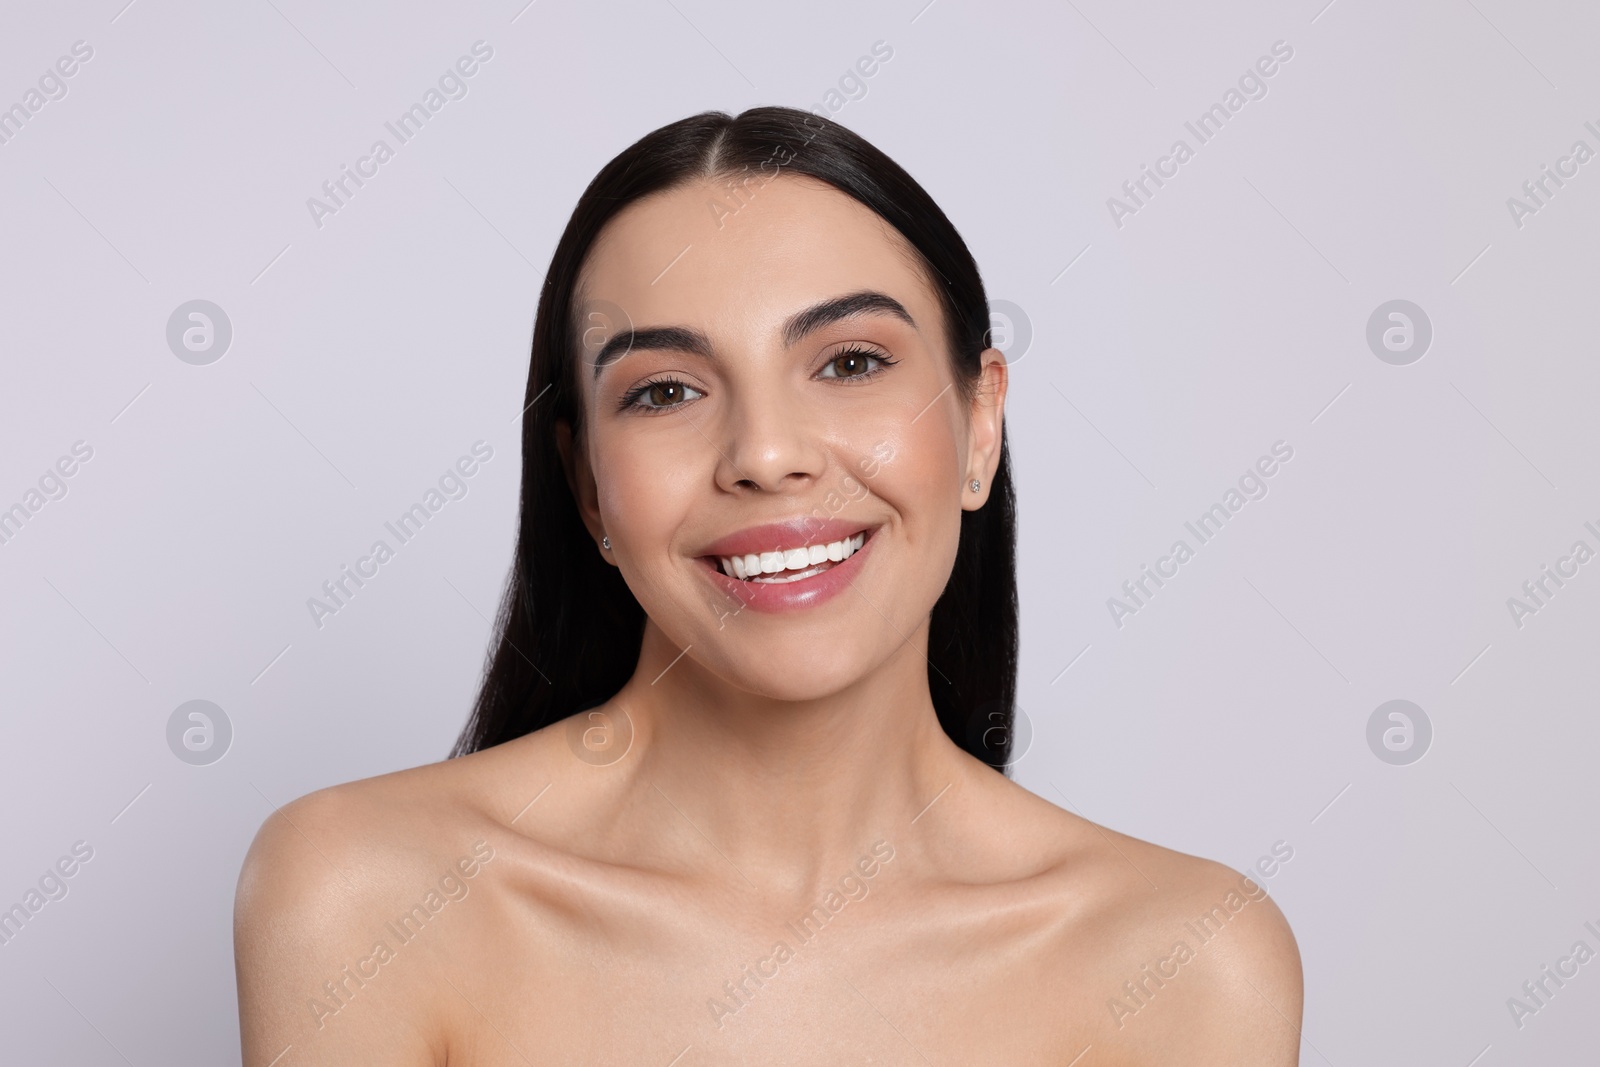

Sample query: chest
[436,889,1138,1066]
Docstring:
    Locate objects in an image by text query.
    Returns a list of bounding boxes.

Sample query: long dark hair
[450,106,1020,772]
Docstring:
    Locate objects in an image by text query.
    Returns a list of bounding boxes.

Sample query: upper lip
[697,517,875,560]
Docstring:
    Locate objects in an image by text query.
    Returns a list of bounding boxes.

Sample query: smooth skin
[235,173,1303,1065]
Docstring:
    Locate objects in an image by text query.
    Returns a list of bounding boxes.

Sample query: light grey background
[2,0,1596,1062]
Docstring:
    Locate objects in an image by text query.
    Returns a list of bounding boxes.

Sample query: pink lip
[697,517,873,560]
[696,517,878,615]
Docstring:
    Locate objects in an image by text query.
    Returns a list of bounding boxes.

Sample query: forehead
[577,174,937,335]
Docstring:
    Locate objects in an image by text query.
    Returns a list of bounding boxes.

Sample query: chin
[692,636,884,705]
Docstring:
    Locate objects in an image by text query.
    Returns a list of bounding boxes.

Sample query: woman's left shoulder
[1134,844,1305,1058]
[1035,808,1306,1059]
[1143,841,1304,998]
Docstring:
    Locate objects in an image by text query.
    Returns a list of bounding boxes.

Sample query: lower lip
[699,533,876,614]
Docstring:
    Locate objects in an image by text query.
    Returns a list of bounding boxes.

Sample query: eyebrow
[588,289,917,380]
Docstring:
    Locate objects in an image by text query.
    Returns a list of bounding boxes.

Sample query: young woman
[236,106,1302,1065]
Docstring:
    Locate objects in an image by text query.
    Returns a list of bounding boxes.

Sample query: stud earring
[969,478,981,493]
[601,536,611,551]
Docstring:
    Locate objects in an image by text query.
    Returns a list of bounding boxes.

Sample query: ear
[962,347,1008,510]
[555,419,614,564]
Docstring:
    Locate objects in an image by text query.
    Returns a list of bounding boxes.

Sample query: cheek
[593,433,702,547]
[872,411,965,519]
[855,412,966,595]
[910,420,969,568]
[588,424,729,624]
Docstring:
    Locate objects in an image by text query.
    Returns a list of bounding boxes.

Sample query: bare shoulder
[983,779,1303,1063]
[1111,831,1303,1048]
[233,750,516,1066]
[1043,806,1305,1062]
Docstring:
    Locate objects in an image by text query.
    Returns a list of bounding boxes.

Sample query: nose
[713,386,829,494]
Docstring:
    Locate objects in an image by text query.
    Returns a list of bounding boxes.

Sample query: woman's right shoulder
[234,736,537,906]
[234,721,589,918]
[236,773,408,909]
[232,744,547,1065]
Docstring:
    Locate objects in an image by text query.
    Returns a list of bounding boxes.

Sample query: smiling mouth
[710,529,868,584]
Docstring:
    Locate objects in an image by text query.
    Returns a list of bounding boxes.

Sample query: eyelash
[821,345,898,381]
[617,345,898,414]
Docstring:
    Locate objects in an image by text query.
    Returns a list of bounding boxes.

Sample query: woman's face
[562,173,1006,702]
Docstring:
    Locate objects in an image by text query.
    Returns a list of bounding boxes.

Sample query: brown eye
[623,377,704,412]
[821,347,891,380]
[648,382,685,406]
[833,353,870,377]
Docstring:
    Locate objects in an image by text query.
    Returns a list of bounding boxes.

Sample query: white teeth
[716,530,869,580]
[750,564,827,584]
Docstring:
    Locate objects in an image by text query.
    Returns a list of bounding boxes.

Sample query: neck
[610,618,970,894]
